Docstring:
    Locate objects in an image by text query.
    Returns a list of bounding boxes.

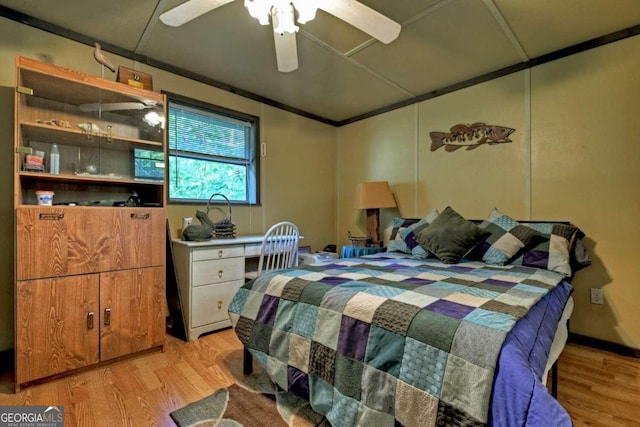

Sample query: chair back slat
[257,222,300,276]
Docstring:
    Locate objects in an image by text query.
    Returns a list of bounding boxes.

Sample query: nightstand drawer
[192,257,244,286]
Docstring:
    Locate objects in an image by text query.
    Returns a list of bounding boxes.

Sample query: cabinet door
[100,267,165,361]
[16,207,165,280]
[15,275,99,385]
[105,208,165,270]
[16,207,111,280]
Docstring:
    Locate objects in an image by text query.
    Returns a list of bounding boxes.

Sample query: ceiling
[2,0,640,125]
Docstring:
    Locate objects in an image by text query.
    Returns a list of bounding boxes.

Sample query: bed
[228,207,589,426]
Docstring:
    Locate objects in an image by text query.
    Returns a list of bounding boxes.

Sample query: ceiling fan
[159,0,401,72]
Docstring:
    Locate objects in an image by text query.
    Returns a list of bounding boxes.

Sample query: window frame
[163,91,260,205]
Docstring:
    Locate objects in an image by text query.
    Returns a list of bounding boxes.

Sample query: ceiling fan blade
[318,0,401,44]
[273,31,298,72]
[159,0,235,27]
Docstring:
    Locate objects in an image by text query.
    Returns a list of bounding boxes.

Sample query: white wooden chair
[245,221,300,281]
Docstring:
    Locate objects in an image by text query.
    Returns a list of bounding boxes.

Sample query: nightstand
[340,245,385,258]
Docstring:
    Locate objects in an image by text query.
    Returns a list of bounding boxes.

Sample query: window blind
[168,102,250,161]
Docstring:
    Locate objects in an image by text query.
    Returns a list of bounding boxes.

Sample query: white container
[299,252,339,265]
[35,191,55,206]
[49,144,60,174]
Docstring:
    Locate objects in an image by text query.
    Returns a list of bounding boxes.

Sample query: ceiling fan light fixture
[161,0,401,73]
[245,0,317,32]
[244,0,271,25]
[144,111,165,128]
[291,0,318,24]
[272,4,298,34]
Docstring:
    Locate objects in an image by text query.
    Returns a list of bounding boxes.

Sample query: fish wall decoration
[430,123,515,152]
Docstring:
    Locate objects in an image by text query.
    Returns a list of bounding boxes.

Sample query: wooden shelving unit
[13,56,167,391]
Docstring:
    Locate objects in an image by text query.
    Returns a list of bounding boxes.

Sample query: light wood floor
[0,329,638,427]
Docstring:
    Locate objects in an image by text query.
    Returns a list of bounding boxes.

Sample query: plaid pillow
[392,209,439,258]
[387,217,421,253]
[473,208,543,265]
[510,222,583,277]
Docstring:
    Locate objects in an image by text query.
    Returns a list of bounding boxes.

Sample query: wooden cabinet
[13,56,166,390]
[100,267,166,361]
[16,207,165,280]
[15,267,165,385]
[16,275,100,384]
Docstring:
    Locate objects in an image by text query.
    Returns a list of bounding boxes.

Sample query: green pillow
[416,206,490,264]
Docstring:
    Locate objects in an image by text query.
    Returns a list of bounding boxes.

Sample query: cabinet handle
[39,213,64,220]
[218,270,223,278]
[104,308,111,326]
[87,312,94,330]
[218,250,223,258]
[130,213,150,220]
[218,301,222,310]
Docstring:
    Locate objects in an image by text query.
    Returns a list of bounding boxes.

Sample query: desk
[172,236,264,340]
[172,235,303,341]
[341,245,385,258]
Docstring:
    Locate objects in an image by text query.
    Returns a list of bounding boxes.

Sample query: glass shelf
[15,56,167,207]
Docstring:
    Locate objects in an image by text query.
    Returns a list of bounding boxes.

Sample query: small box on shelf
[116,66,153,90]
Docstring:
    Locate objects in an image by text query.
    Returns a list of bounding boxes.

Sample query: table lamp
[354,181,397,246]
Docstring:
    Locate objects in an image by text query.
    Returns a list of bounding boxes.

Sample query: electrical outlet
[182,217,192,230]
[590,288,604,305]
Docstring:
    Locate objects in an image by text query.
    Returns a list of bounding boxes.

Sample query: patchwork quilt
[228,253,568,426]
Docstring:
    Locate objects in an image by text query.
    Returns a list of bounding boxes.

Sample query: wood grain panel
[16,207,111,280]
[99,267,165,361]
[106,209,166,270]
[16,207,165,280]
[15,275,99,385]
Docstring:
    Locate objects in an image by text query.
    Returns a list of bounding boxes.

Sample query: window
[134,148,164,181]
[165,93,259,204]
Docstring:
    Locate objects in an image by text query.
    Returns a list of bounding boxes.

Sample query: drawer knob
[218,250,223,258]
[87,312,94,330]
[218,301,222,310]
[218,270,223,278]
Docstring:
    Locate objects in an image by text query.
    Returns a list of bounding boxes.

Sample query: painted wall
[338,36,640,350]
[0,18,337,351]
[1,16,638,353]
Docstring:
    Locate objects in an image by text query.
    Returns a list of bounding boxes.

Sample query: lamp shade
[354,181,397,209]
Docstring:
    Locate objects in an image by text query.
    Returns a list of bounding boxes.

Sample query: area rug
[170,351,329,427]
